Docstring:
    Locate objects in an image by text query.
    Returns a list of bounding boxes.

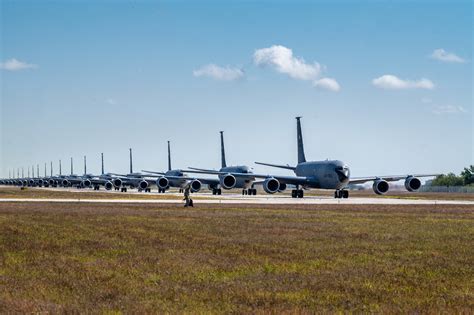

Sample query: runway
[1,194,473,205]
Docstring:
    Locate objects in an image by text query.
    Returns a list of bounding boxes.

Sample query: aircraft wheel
[291,190,297,198]
[212,189,216,195]
[297,190,304,198]
[342,190,349,198]
[217,189,222,195]
[253,189,257,195]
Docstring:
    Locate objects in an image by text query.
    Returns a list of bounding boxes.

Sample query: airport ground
[0,187,473,313]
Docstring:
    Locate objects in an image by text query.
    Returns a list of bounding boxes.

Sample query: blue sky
[1,0,472,178]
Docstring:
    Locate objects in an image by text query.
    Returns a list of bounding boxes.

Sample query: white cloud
[430,49,465,63]
[0,58,37,71]
[313,78,340,92]
[421,97,433,104]
[193,64,244,81]
[372,75,434,90]
[253,45,321,80]
[106,98,117,105]
[432,105,467,115]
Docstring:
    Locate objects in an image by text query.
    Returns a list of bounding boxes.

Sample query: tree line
[429,165,474,187]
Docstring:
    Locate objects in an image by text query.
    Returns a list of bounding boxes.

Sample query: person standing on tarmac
[183,186,193,207]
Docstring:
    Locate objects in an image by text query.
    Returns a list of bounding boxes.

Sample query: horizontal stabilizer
[255,162,296,171]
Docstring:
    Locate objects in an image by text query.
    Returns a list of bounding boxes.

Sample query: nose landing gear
[334,190,349,199]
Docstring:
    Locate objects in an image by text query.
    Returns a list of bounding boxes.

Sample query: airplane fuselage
[295,160,350,190]
[220,165,254,189]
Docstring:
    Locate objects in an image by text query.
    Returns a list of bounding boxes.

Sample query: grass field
[0,201,473,313]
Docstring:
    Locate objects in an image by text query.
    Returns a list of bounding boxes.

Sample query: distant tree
[461,165,474,185]
[431,173,464,186]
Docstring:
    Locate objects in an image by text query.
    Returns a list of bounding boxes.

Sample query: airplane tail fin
[59,160,62,176]
[129,148,133,174]
[167,141,172,171]
[84,156,87,175]
[296,117,306,163]
[220,131,227,168]
[50,161,53,177]
[101,153,105,175]
[70,158,73,175]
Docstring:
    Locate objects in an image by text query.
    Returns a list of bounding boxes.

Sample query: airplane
[141,140,220,194]
[185,131,261,195]
[187,117,439,198]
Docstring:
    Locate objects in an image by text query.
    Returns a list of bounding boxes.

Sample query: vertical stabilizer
[22,168,24,178]
[129,148,133,174]
[37,165,39,178]
[50,162,53,177]
[167,141,172,171]
[70,158,73,175]
[28,168,30,178]
[44,163,47,177]
[59,160,62,176]
[101,153,104,175]
[220,131,227,168]
[296,117,306,163]
[84,156,87,175]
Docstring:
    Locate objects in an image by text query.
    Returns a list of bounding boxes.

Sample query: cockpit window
[335,166,350,182]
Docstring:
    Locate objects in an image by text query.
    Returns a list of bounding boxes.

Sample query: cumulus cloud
[430,49,466,63]
[253,45,321,80]
[193,64,244,81]
[432,105,467,115]
[313,78,340,92]
[0,58,37,71]
[372,75,434,90]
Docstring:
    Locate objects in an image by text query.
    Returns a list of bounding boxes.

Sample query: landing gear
[115,187,119,191]
[145,188,151,193]
[94,185,100,191]
[212,188,222,195]
[244,188,257,195]
[291,189,304,198]
[121,187,127,193]
[334,190,349,199]
[158,188,166,193]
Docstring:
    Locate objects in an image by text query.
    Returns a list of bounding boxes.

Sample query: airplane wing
[163,175,220,186]
[183,169,312,186]
[141,170,166,176]
[349,174,440,185]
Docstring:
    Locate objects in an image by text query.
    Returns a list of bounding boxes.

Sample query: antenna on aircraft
[101,153,104,175]
[220,131,227,168]
[129,148,133,174]
[168,141,172,171]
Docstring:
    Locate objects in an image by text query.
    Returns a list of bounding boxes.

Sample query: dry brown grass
[0,202,473,313]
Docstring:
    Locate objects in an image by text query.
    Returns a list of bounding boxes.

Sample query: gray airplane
[142,141,220,193]
[186,131,261,195]
[188,117,438,198]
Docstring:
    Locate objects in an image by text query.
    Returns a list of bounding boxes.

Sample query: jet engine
[105,181,113,190]
[139,180,149,190]
[190,179,202,193]
[157,177,169,190]
[62,179,70,186]
[278,182,287,192]
[29,179,35,186]
[82,179,92,188]
[263,177,280,194]
[373,179,389,195]
[49,179,56,186]
[113,178,123,188]
[37,179,44,186]
[405,176,421,192]
[220,174,236,190]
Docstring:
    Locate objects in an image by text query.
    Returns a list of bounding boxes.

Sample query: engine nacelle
[373,179,389,195]
[82,179,92,188]
[139,180,149,190]
[62,179,70,187]
[190,179,202,193]
[113,178,123,188]
[37,179,44,186]
[49,179,56,186]
[29,179,35,186]
[104,181,113,190]
[220,174,236,190]
[157,177,169,189]
[405,176,421,192]
[263,177,280,194]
